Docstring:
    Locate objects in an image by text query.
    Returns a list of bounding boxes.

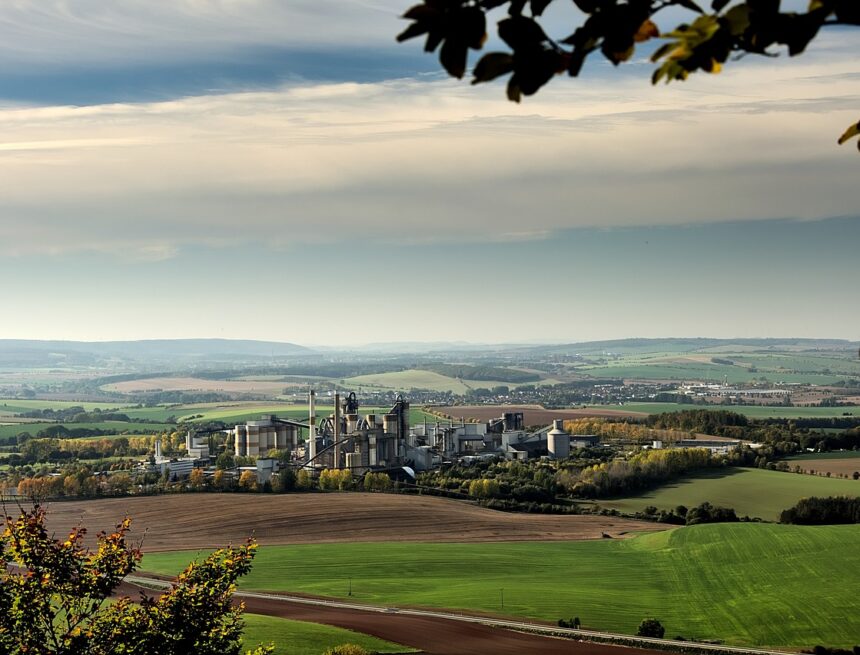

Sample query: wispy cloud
[0,42,858,257]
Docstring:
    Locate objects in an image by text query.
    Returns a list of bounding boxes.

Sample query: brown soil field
[433,405,646,424]
[102,376,293,394]
[792,459,860,477]
[116,581,664,655]
[45,493,659,552]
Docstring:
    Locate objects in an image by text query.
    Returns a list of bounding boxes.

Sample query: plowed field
[45,493,656,551]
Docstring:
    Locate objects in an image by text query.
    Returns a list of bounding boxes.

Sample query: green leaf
[498,15,550,50]
[530,0,553,16]
[712,0,731,11]
[397,22,431,43]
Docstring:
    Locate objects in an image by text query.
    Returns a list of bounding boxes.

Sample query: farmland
[784,451,860,477]
[43,494,654,551]
[242,614,412,655]
[143,523,860,649]
[597,467,860,520]
[344,370,516,394]
[582,402,858,419]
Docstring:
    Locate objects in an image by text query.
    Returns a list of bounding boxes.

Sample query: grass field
[143,523,860,649]
[575,362,848,385]
[597,467,860,520]
[242,615,412,655]
[586,402,859,419]
[0,421,171,439]
[0,399,129,413]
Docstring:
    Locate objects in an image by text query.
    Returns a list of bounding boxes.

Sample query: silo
[246,424,260,457]
[235,426,247,457]
[547,419,570,459]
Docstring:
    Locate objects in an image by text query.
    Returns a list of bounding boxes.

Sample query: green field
[242,614,412,655]
[0,399,130,413]
[143,523,860,649]
[577,362,847,385]
[588,402,858,419]
[0,421,171,440]
[597,467,860,520]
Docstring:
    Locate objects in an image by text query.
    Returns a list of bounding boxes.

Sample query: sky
[0,1,858,346]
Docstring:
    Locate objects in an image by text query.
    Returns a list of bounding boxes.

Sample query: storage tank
[235,426,248,457]
[547,419,570,459]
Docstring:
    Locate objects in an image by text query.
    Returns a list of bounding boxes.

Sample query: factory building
[231,416,303,458]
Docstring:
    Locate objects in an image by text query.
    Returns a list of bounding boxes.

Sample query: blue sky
[0,1,858,346]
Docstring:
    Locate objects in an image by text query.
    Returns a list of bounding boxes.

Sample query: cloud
[0,39,859,257]
[0,1,406,70]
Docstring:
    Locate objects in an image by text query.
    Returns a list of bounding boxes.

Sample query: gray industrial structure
[231,416,304,458]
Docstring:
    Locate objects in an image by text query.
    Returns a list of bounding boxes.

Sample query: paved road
[124,575,796,655]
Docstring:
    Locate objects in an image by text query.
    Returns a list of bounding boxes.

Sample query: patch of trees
[427,363,540,383]
[19,406,131,422]
[563,448,723,499]
[780,496,860,525]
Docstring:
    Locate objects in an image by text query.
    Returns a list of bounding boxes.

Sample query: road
[124,575,797,655]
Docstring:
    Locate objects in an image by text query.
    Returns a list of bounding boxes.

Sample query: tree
[637,617,666,638]
[190,467,206,490]
[396,0,860,148]
[216,452,236,470]
[239,469,258,492]
[0,504,272,655]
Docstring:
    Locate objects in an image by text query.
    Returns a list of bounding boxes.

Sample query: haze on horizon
[0,1,858,345]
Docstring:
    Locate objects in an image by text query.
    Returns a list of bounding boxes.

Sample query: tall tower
[308,389,317,465]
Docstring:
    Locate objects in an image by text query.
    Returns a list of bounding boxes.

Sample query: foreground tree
[397,0,860,148]
[637,617,666,638]
[0,504,272,655]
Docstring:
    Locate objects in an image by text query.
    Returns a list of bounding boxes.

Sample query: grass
[242,614,413,655]
[0,399,130,413]
[575,362,851,385]
[597,467,860,520]
[584,402,859,419]
[787,451,860,461]
[143,523,860,649]
[0,421,172,439]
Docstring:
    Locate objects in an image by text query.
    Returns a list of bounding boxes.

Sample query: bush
[322,645,370,655]
[637,618,665,638]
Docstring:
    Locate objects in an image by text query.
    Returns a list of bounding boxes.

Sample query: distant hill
[521,338,860,357]
[0,339,312,369]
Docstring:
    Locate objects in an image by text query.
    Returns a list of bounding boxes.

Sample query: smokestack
[155,435,162,459]
[308,389,317,464]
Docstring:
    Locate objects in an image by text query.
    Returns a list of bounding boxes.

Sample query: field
[0,420,172,439]
[582,402,859,419]
[142,523,860,649]
[432,405,647,424]
[597,467,860,520]
[43,494,654,551]
[101,377,298,394]
[242,614,412,655]
[785,451,860,477]
[344,370,511,394]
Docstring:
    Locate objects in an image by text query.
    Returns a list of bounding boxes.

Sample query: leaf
[440,38,469,78]
[472,52,515,83]
[712,0,730,10]
[530,0,553,16]
[403,4,437,20]
[674,0,704,13]
[572,0,599,12]
[634,19,660,43]
[837,121,860,145]
[397,22,430,42]
[498,15,550,50]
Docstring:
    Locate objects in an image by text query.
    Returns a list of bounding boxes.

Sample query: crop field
[575,362,847,385]
[597,467,860,520]
[0,420,171,439]
[432,404,647,424]
[44,494,653,552]
[0,399,129,413]
[343,370,525,394]
[142,523,860,649]
[582,402,858,419]
[784,451,860,477]
[242,614,412,655]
